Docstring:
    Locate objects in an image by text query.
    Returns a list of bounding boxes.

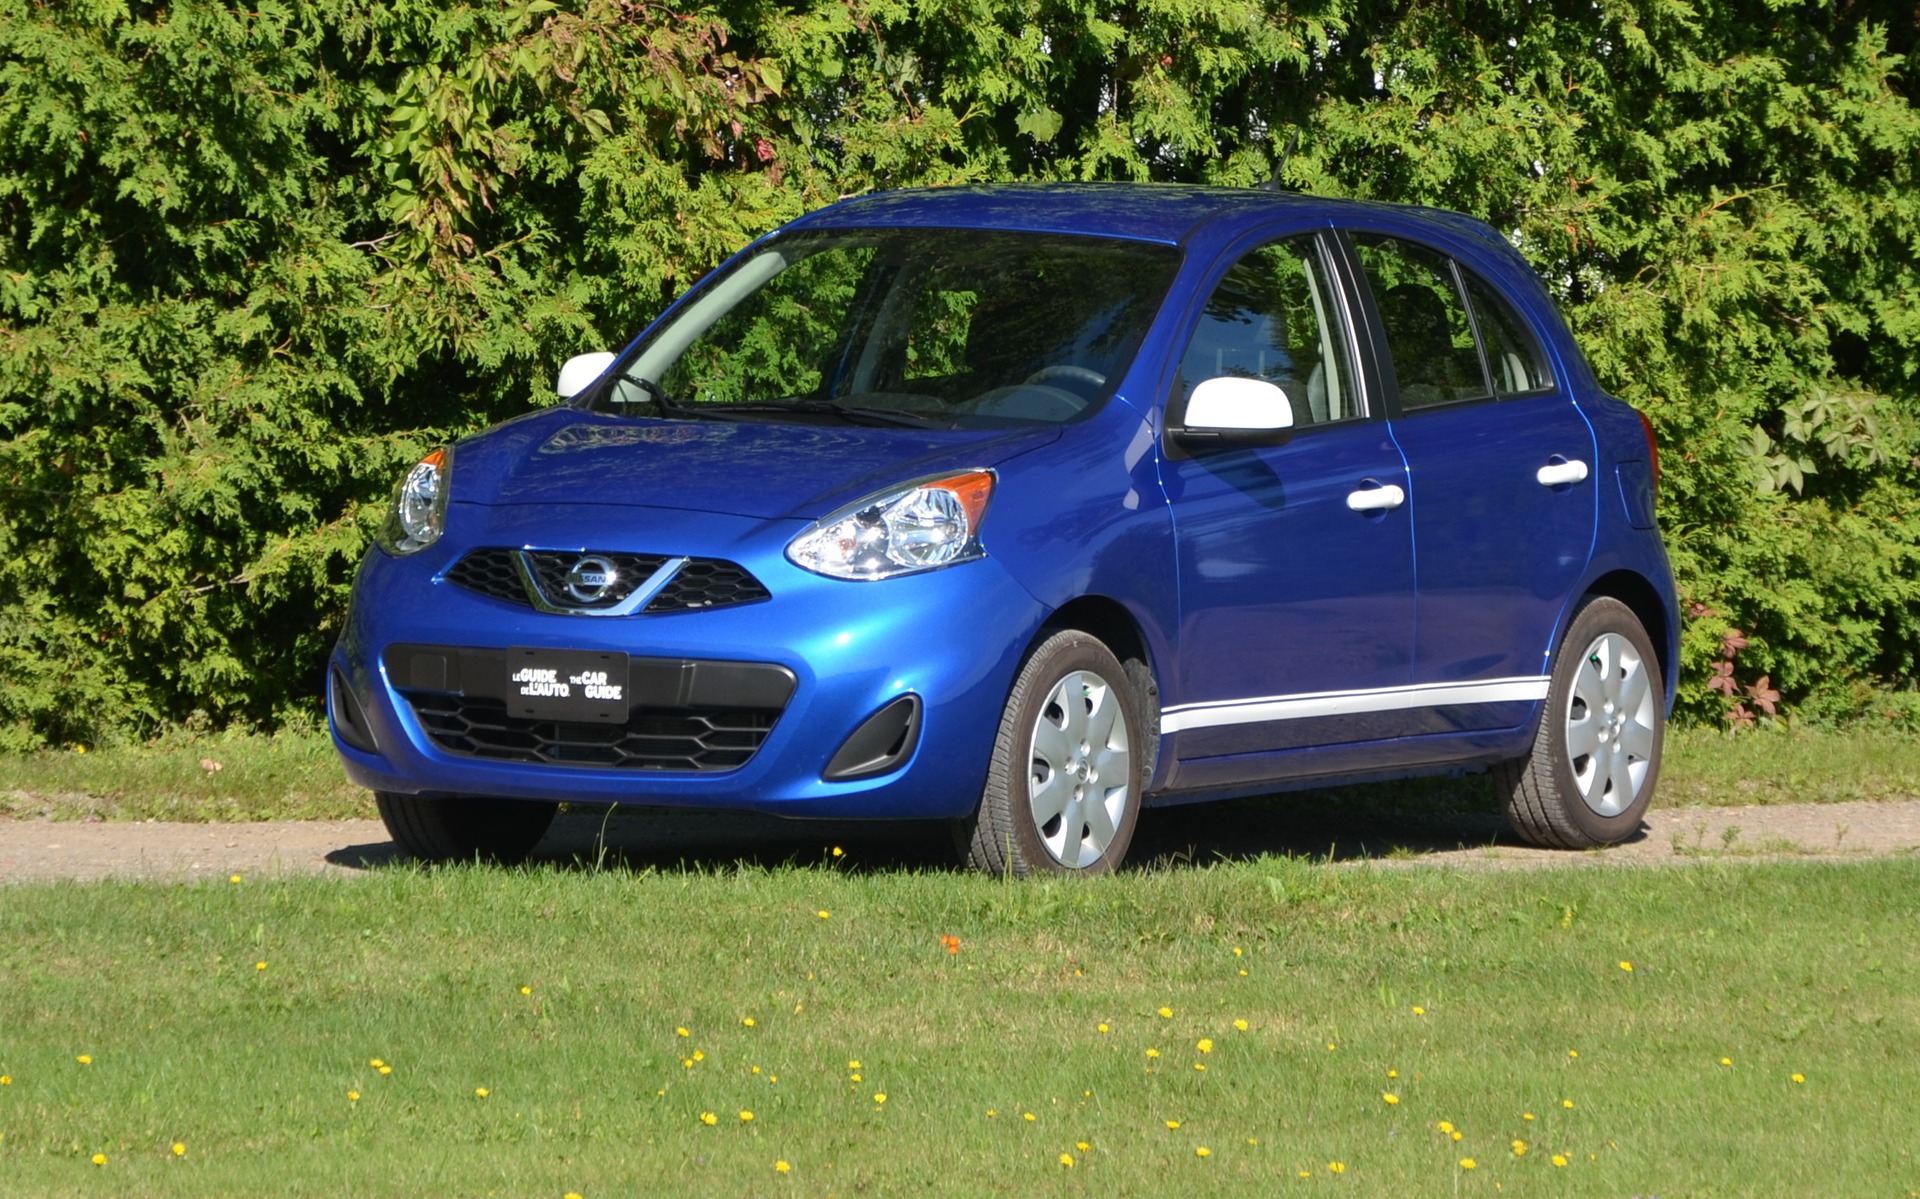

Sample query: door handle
[1535,458,1590,487]
[1346,482,1406,512]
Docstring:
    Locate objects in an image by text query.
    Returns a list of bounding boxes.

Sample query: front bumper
[329,500,1045,820]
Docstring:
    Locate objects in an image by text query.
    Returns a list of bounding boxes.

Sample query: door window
[1174,237,1355,428]
[1460,269,1553,395]
[1351,234,1488,410]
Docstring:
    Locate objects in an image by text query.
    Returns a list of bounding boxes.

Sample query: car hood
[451,408,1063,521]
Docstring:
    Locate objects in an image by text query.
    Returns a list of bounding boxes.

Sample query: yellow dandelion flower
[1551,1154,1569,1168]
[476,1087,490,1098]
[1523,1112,1535,1121]
[692,1050,705,1062]
[739,1111,754,1123]
[1328,1161,1346,1174]
[1436,1122,1454,1134]
[775,1160,791,1173]
[831,846,844,857]
[1298,1170,1312,1179]
[1023,1112,1036,1122]
[1412,1006,1425,1015]
[1382,1093,1399,1105]
[521,985,531,995]
[1326,1043,1337,1052]
[0,1076,10,1085]
[817,910,831,919]
[1059,1153,1075,1168]
[681,1059,693,1069]
[1248,1138,1259,1146]
[1193,1063,1206,1072]
[1562,1099,1574,1109]
[1387,1069,1398,1079]
[378,1065,392,1076]
[1145,1048,1160,1059]
[1459,1158,1477,1170]
[1618,961,1633,972]
[1233,947,1243,956]
[1792,1073,1806,1084]
[1451,1131,1463,1142]
[91,1153,107,1166]
[229,874,241,884]
[255,961,267,971]
[172,1143,185,1156]
[1166,1120,1181,1130]
[848,1060,861,1070]
[1098,1023,1110,1033]
[369,1058,384,1068]
[1568,1049,1579,1058]
[347,1091,359,1102]
[676,1028,689,1037]
[700,1112,717,1126]
[1158,1007,1174,1018]
[1238,969,1248,977]
[873,1093,887,1105]
[1197,1038,1213,1053]
[850,1073,862,1082]
[1234,1019,1249,1031]
[743,1017,756,1028]
[1512,1140,1527,1156]
[1720,1057,1732,1067]
[76,1055,92,1065]
[987,1110,997,1118]
[567,1193,584,1199]
[1195,1146,1211,1158]
[752,1066,761,1075]
[1077,1141,1091,1151]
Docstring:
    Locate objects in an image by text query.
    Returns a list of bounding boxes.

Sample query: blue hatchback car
[328,184,1677,874]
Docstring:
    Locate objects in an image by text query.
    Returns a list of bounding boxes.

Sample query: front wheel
[375,793,558,864]
[1497,597,1665,848]
[959,631,1144,877]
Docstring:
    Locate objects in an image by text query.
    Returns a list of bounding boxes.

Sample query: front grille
[647,558,772,611]
[443,548,770,615]
[402,692,779,771]
[444,549,525,606]
[524,550,671,611]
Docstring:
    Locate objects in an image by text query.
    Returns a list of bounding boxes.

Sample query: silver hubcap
[1027,669,1132,869]
[1563,631,1657,817]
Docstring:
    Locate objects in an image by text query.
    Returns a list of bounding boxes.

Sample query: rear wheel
[1497,597,1664,848]
[375,793,558,863]
[960,631,1144,877]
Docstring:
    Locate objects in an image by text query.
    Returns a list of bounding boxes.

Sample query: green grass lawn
[3,724,1916,824]
[1,857,1915,1196]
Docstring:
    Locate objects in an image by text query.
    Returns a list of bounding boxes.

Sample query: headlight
[787,470,996,580]
[379,446,451,555]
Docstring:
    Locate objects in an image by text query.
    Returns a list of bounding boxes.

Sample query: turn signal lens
[380,446,451,555]
[787,470,996,580]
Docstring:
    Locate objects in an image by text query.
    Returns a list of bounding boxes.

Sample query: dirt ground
[2,797,1916,884]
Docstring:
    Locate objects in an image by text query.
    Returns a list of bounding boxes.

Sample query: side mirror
[1183,376,1294,431]
[556,351,616,399]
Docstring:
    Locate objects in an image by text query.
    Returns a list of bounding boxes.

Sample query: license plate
[506,647,630,724]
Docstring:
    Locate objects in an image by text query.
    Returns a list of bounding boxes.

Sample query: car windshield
[583,229,1182,428]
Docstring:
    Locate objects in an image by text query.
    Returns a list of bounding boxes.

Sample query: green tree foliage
[0,0,1914,747]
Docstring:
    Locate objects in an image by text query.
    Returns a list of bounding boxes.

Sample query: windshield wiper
[711,398,952,429]
[606,372,709,420]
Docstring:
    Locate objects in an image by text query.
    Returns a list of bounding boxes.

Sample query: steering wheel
[1022,364,1107,389]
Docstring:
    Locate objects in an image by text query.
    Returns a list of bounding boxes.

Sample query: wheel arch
[1581,569,1675,705]
[1034,595,1164,786]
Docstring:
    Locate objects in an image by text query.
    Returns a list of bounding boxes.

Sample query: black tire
[1497,597,1665,848]
[375,792,558,864]
[959,631,1145,877]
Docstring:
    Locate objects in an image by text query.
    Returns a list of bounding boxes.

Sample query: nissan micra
[328,184,1677,874]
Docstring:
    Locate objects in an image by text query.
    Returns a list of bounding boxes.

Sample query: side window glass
[1460,269,1554,395]
[1174,237,1353,428]
[1352,234,1489,410]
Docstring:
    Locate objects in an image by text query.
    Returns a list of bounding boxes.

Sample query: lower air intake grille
[401,692,779,772]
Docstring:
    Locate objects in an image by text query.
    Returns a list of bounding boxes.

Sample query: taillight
[1636,410,1660,489]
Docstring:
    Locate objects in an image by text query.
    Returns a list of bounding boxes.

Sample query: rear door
[1341,229,1598,734]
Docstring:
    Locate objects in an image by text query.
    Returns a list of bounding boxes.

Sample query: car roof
[783,183,1512,252]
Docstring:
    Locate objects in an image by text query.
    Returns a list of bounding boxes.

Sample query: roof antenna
[1259,130,1299,192]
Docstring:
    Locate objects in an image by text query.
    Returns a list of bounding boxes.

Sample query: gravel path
[2,798,1916,883]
